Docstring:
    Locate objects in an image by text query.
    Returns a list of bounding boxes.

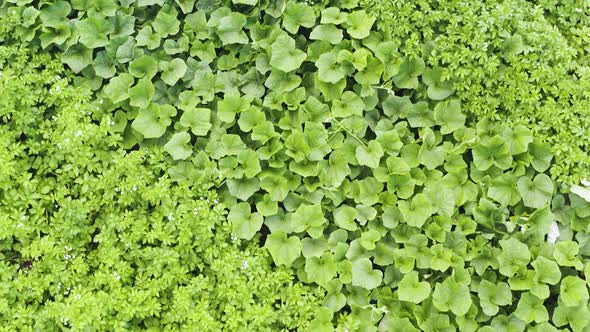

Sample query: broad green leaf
[398,271,431,303]
[422,68,455,100]
[321,7,347,25]
[104,74,134,103]
[531,256,561,285]
[153,9,180,37]
[129,78,155,109]
[351,258,382,290]
[517,174,554,209]
[163,132,192,160]
[61,44,93,73]
[269,35,307,72]
[407,101,435,128]
[227,177,260,201]
[498,238,530,277]
[553,241,583,269]
[344,10,375,39]
[514,292,548,324]
[434,99,464,134]
[283,2,316,34]
[503,125,533,155]
[310,24,343,45]
[131,103,176,138]
[478,280,512,316]
[265,231,302,266]
[77,16,114,48]
[472,136,513,171]
[392,57,425,89]
[332,91,364,117]
[179,108,211,136]
[161,58,187,85]
[432,277,472,316]
[560,276,589,307]
[228,202,264,240]
[316,52,346,84]
[129,55,158,79]
[553,303,590,332]
[305,252,337,287]
[398,193,432,228]
[355,141,383,169]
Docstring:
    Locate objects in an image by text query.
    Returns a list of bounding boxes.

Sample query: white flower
[74,294,81,300]
[575,8,583,13]
[241,260,249,269]
[168,213,175,221]
[231,236,238,241]
[547,221,560,243]
[75,130,83,137]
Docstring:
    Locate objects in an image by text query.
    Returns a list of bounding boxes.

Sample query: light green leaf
[433,277,472,316]
[355,141,383,169]
[517,174,554,209]
[398,271,431,303]
[434,99,464,134]
[265,231,302,266]
[163,132,193,160]
[228,202,264,240]
[129,78,155,109]
[161,58,187,85]
[104,74,134,103]
[270,35,307,73]
[179,108,211,136]
[310,24,343,45]
[344,10,375,39]
[351,258,382,290]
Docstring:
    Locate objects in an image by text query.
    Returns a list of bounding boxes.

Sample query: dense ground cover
[2,0,590,331]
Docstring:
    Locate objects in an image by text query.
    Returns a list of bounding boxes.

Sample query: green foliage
[363,0,590,183]
[4,0,590,331]
[0,45,323,331]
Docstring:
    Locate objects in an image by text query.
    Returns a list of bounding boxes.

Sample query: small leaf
[104,74,134,103]
[310,24,343,45]
[129,78,155,109]
[434,99,464,134]
[517,174,554,209]
[355,141,383,169]
[344,10,375,39]
[161,58,187,85]
[179,108,211,136]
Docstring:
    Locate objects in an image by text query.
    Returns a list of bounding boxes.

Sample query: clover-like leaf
[517,174,554,209]
[398,271,431,303]
[265,231,302,266]
[531,256,561,285]
[553,241,583,270]
[228,202,264,240]
[164,132,193,160]
[270,35,307,73]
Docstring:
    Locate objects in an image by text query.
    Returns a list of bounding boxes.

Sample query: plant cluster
[0,44,323,331]
[362,0,590,183]
[2,0,590,331]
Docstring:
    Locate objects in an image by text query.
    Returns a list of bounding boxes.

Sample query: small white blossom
[241,260,249,269]
[56,143,62,150]
[61,317,70,326]
[63,254,72,261]
[74,294,81,300]
[575,8,583,13]
[75,130,83,137]
[111,272,121,281]
[115,187,120,193]
[168,213,175,221]
[231,236,238,241]
[17,222,24,228]
[57,282,62,289]
[99,99,103,104]
[547,221,560,243]
[132,186,137,192]
[64,138,70,144]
